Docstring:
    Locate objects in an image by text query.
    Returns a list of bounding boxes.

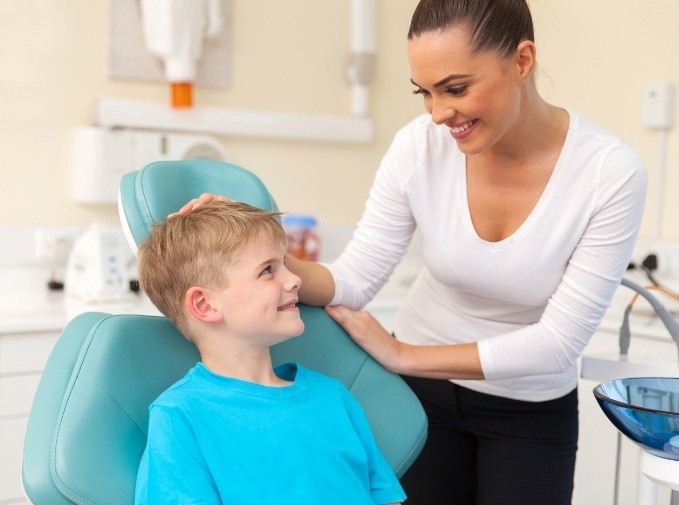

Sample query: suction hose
[619,277,679,362]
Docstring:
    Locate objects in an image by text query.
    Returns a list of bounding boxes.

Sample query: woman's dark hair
[408,0,534,58]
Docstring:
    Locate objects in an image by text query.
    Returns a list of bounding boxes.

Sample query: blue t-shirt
[135,362,405,504]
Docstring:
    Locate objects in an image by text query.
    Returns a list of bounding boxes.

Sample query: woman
[178,1,647,503]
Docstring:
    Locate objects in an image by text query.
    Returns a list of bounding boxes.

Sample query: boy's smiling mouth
[277,301,298,311]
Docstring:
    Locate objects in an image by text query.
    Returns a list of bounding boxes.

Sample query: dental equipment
[139,0,224,108]
[346,0,376,117]
[619,278,679,361]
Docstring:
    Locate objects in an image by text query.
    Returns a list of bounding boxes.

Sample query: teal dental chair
[22,159,427,505]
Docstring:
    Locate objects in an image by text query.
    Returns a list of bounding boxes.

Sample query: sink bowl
[594,377,679,461]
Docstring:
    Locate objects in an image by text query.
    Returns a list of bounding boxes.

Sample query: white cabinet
[0,330,60,504]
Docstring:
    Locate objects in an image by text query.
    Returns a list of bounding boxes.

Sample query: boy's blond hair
[137,200,285,340]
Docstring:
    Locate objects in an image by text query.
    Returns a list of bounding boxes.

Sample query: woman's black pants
[400,375,579,505]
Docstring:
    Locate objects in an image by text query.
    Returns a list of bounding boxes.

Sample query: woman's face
[408,28,526,155]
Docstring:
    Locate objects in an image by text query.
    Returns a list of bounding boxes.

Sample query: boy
[134,200,405,504]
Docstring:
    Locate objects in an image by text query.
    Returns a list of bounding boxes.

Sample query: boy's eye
[260,266,272,276]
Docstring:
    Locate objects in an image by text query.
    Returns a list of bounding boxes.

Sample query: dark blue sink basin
[594,377,679,461]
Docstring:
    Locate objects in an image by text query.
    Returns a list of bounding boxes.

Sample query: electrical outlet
[632,240,679,275]
[34,228,80,265]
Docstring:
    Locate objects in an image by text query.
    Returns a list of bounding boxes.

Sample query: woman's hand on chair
[325,305,410,374]
[168,193,231,218]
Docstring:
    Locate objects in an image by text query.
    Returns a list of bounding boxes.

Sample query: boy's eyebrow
[254,257,282,270]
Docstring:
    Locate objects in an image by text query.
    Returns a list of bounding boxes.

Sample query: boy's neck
[199,345,292,387]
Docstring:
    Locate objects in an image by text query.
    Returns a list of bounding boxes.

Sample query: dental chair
[22,159,428,505]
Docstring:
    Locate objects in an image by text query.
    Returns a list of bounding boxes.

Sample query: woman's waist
[394,268,545,345]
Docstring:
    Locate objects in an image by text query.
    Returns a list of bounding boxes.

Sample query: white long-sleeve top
[328,111,647,402]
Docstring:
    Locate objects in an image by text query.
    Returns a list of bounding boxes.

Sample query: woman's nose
[430,98,454,125]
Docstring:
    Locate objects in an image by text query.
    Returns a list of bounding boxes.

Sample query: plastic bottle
[282,214,320,261]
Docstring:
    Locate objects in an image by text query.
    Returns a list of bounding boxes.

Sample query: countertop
[0,266,161,334]
[0,254,425,335]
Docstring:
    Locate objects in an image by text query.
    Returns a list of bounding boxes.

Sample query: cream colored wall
[1,1,678,239]
[532,1,679,240]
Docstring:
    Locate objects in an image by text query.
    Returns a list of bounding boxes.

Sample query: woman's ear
[185,286,223,323]
[515,40,537,82]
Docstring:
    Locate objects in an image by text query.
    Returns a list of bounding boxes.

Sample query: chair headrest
[118,160,278,254]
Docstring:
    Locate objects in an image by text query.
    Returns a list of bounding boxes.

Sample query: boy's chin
[291,321,305,337]
[274,321,305,344]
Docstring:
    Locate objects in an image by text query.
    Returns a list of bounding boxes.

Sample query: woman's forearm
[285,254,336,306]
[398,342,484,380]
[324,305,485,380]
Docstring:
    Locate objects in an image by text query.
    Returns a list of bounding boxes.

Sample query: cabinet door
[0,417,29,502]
[0,331,60,374]
[0,331,60,504]
[0,374,42,417]
[573,377,619,504]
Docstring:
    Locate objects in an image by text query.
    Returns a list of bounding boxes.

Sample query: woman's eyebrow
[433,74,472,88]
[411,74,472,89]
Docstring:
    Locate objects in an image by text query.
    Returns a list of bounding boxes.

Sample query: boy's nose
[287,272,302,291]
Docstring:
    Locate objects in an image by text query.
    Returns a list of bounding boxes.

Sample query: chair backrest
[22,160,427,505]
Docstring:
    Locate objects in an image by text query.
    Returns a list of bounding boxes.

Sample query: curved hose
[619,277,679,362]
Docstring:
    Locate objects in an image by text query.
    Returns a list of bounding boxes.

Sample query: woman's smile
[447,118,478,138]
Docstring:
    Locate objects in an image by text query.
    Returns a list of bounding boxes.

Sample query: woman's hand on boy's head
[168,193,232,218]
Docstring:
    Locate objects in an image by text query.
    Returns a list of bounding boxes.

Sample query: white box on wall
[642,82,676,130]
[71,126,228,204]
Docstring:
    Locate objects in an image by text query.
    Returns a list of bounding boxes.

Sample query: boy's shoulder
[293,363,349,392]
[294,364,361,414]
[149,364,206,409]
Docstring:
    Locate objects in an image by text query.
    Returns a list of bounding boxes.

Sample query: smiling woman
[285,0,647,503]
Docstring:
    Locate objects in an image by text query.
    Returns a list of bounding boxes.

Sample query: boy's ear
[185,286,223,323]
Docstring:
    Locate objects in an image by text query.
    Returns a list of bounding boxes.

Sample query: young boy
[134,200,405,505]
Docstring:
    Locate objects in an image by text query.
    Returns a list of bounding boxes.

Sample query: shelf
[94,97,375,143]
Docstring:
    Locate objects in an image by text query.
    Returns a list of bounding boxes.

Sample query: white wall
[1,1,678,239]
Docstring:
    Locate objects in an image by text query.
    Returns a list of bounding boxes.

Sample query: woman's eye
[446,86,469,97]
[412,86,468,97]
